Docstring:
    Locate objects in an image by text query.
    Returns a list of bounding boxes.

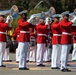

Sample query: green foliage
[12,16,21,29]
[0,0,76,12]
[28,7,48,16]
[12,7,48,29]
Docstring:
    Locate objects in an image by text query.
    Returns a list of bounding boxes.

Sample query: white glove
[72,20,76,26]
[27,15,35,23]
[45,17,52,29]
[45,17,52,25]
[5,15,13,23]
[71,17,76,23]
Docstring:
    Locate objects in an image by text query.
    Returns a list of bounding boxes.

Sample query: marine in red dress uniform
[0,13,12,67]
[35,18,50,66]
[59,11,75,72]
[51,14,61,69]
[71,9,76,61]
[71,24,76,61]
[16,10,35,70]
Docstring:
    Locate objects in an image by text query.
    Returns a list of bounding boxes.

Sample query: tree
[0,0,76,13]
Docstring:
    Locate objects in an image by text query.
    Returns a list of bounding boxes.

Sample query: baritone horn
[6,5,19,41]
[6,5,19,26]
[10,5,19,16]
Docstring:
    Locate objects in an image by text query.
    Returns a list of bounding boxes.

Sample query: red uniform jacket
[13,27,20,41]
[51,22,61,44]
[59,19,73,44]
[0,21,12,42]
[29,27,36,41]
[17,18,34,42]
[36,24,48,43]
[71,26,76,43]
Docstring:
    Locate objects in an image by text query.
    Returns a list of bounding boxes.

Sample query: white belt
[20,31,30,33]
[38,34,47,36]
[53,34,61,36]
[0,32,6,34]
[31,36,35,39]
[30,39,36,41]
[72,24,76,26]
[62,32,71,35]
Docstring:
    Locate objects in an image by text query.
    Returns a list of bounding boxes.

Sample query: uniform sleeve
[0,23,12,30]
[18,19,29,27]
[13,27,20,38]
[12,31,18,40]
[0,23,8,28]
[59,21,73,27]
[38,25,48,30]
[13,30,17,38]
[67,22,73,26]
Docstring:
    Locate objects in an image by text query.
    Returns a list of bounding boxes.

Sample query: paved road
[0,53,76,75]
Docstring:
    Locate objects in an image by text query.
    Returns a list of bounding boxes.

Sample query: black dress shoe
[16,61,19,63]
[3,60,12,62]
[8,60,12,62]
[29,61,35,63]
[26,60,29,63]
[67,64,70,66]
[61,68,71,72]
[0,65,6,67]
[72,60,76,62]
[51,67,60,69]
[37,64,45,67]
[19,67,29,70]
